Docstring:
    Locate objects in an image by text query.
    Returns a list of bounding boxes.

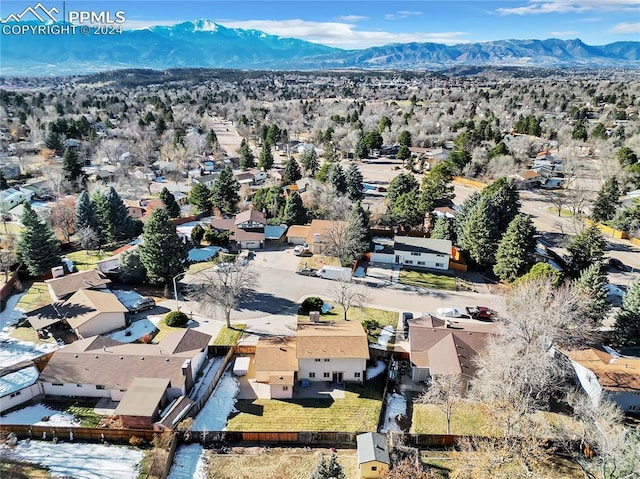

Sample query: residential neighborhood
[1,46,640,479]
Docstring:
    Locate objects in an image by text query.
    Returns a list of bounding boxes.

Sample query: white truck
[316,265,352,281]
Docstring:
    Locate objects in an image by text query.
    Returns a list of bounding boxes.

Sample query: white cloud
[497,0,638,16]
[218,19,466,48]
[550,30,580,36]
[334,15,369,22]
[384,10,423,20]
[123,19,183,30]
[609,22,640,34]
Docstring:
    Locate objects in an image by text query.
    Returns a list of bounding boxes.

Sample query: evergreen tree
[118,249,147,284]
[258,141,274,170]
[616,146,638,167]
[206,129,217,150]
[398,130,412,147]
[390,190,425,231]
[139,209,186,286]
[386,173,419,208]
[591,177,621,223]
[328,163,347,194]
[75,190,97,231]
[421,163,455,210]
[363,130,383,151]
[107,187,135,241]
[0,172,7,190]
[516,262,563,287]
[189,182,212,214]
[482,177,520,235]
[239,138,255,170]
[44,131,62,153]
[345,162,364,201]
[315,162,332,183]
[431,216,456,242]
[397,145,411,166]
[91,190,111,243]
[283,157,302,184]
[310,452,345,479]
[17,202,61,276]
[211,166,240,213]
[301,149,320,176]
[62,147,83,184]
[493,214,537,282]
[576,263,611,327]
[354,136,369,160]
[159,187,181,218]
[567,225,605,274]
[282,191,307,226]
[457,195,498,267]
[613,279,640,347]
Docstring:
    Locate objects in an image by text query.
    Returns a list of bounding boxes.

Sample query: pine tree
[591,177,621,223]
[159,187,181,218]
[457,195,498,267]
[17,202,61,276]
[301,149,320,176]
[345,162,364,201]
[482,177,520,235]
[139,209,186,286]
[206,129,217,150]
[91,190,111,243]
[397,145,411,166]
[354,136,369,160]
[211,167,240,213]
[189,182,212,214]
[44,131,62,153]
[107,187,135,241]
[283,157,302,184]
[75,190,97,231]
[282,191,307,226]
[613,279,640,347]
[310,452,345,479]
[576,263,611,327]
[386,173,419,208]
[62,147,83,184]
[258,141,274,170]
[493,214,537,282]
[431,216,456,241]
[328,163,347,194]
[567,225,605,274]
[239,138,255,170]
[118,249,147,284]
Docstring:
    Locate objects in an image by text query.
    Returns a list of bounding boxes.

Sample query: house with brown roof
[563,347,640,413]
[38,329,211,404]
[45,269,111,302]
[297,321,369,384]
[208,209,267,250]
[287,219,346,254]
[408,315,499,382]
[254,337,298,399]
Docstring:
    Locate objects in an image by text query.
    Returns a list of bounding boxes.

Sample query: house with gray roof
[356,432,390,478]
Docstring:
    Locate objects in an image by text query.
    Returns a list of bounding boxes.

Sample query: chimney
[51,266,64,278]
[309,311,320,323]
[182,359,194,393]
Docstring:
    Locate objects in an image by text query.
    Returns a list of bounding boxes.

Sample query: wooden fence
[189,347,234,417]
[0,424,165,443]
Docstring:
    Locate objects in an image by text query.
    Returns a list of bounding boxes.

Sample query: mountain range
[1,20,638,76]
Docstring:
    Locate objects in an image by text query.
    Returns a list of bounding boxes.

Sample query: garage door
[244,241,261,249]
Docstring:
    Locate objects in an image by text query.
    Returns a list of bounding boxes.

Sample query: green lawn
[412,402,488,435]
[65,249,116,271]
[213,324,246,346]
[152,318,188,342]
[398,269,456,290]
[227,379,384,432]
[187,260,217,274]
[44,399,103,427]
[15,281,51,312]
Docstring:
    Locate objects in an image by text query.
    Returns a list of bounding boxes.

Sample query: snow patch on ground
[366,360,386,379]
[107,318,158,343]
[167,443,207,479]
[381,392,407,433]
[191,369,239,431]
[0,440,144,479]
[0,403,80,427]
[189,357,225,403]
[377,325,395,347]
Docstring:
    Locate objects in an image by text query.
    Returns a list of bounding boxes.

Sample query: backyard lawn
[227,378,384,432]
[15,281,51,312]
[65,249,117,271]
[398,269,456,290]
[213,324,246,346]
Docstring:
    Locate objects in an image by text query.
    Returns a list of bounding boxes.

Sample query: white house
[0,365,43,413]
[254,337,298,399]
[297,322,369,384]
[563,348,640,413]
[1,187,33,214]
[38,329,211,402]
[371,236,452,271]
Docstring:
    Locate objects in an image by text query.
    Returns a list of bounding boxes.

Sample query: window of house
[52,383,63,387]
[371,466,377,471]
[354,372,361,378]
[283,386,289,391]
[10,391,21,398]
[410,252,420,256]
[96,385,105,390]
[324,372,330,378]
[417,261,425,266]
[324,359,330,362]
[76,384,83,387]
[309,372,316,378]
[435,263,444,268]
[405,260,413,265]
[315,358,321,362]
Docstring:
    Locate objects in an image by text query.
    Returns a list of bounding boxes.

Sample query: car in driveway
[296,267,318,277]
[127,297,156,313]
[293,245,312,256]
[465,306,497,321]
[436,307,463,318]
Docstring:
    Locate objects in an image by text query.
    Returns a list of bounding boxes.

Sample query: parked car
[213,262,234,272]
[402,312,413,339]
[465,306,497,321]
[608,257,631,272]
[296,267,318,277]
[436,307,462,318]
[293,245,312,257]
[128,297,156,313]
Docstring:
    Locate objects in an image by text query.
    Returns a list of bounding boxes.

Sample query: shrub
[164,311,189,327]
[300,296,324,314]
[129,436,146,447]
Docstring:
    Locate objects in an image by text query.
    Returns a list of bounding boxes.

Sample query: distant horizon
[1,0,638,49]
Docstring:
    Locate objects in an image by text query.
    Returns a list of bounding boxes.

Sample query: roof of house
[357,432,390,465]
[45,269,111,299]
[265,225,287,240]
[209,217,236,231]
[297,322,369,360]
[235,209,266,225]
[0,365,40,398]
[114,377,169,417]
[564,348,640,393]
[409,315,499,377]
[63,289,128,330]
[156,395,194,429]
[233,229,265,242]
[39,329,212,392]
[306,219,345,244]
[286,225,311,239]
[520,170,541,180]
[254,338,298,374]
[394,236,452,256]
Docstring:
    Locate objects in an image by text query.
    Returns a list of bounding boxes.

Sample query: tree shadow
[238,292,298,315]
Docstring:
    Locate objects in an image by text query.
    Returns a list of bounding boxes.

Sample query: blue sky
[2,1,638,48]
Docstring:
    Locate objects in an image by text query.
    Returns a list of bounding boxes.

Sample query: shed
[357,432,390,478]
[233,356,251,376]
[115,377,170,429]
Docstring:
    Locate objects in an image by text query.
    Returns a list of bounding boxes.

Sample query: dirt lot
[203,447,358,479]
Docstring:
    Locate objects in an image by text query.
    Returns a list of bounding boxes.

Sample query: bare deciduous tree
[0,248,16,282]
[416,373,464,434]
[330,279,367,321]
[49,196,76,243]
